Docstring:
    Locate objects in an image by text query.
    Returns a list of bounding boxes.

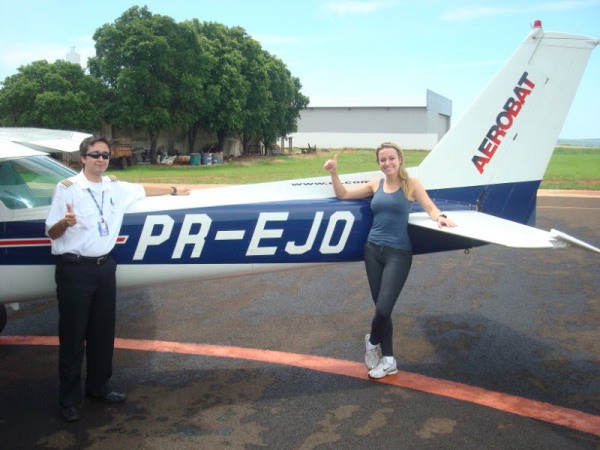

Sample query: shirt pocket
[75,203,99,230]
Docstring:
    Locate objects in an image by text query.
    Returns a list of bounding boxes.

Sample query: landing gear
[0,304,6,334]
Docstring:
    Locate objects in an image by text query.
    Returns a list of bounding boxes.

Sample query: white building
[65,46,80,65]
[289,90,452,150]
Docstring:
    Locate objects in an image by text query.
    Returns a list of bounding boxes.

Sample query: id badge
[98,220,109,237]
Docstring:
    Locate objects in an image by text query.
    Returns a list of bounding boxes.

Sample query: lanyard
[86,188,105,220]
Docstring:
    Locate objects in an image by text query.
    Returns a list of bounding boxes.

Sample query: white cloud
[441,6,511,21]
[442,0,600,20]
[321,0,397,15]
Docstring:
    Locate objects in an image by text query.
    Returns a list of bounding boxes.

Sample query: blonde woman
[323,142,455,378]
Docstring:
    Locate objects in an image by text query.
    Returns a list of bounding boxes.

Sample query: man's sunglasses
[85,152,110,160]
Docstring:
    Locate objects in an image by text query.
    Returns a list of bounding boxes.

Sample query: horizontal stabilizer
[409,211,599,253]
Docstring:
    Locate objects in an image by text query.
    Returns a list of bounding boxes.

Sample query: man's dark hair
[79,136,111,157]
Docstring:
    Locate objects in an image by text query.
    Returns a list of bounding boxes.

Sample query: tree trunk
[216,129,227,152]
[187,122,201,153]
[148,129,160,164]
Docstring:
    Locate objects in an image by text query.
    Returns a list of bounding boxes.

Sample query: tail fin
[416,22,598,222]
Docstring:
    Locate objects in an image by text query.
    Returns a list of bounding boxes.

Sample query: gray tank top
[367,179,412,250]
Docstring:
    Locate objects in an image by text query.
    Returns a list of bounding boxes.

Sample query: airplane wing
[409,211,600,253]
[0,128,91,153]
[0,138,49,159]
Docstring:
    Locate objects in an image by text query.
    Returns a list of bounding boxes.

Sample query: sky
[0,0,599,139]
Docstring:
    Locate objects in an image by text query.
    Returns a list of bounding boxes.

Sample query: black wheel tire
[119,157,128,170]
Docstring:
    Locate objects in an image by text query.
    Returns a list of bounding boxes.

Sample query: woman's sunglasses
[85,152,110,160]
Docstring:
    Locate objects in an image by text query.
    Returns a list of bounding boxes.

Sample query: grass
[539,146,600,190]
[107,146,600,190]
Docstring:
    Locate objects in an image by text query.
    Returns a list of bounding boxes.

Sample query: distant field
[541,146,600,190]
[108,146,600,190]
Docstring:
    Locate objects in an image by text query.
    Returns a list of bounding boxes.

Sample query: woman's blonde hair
[376,142,410,196]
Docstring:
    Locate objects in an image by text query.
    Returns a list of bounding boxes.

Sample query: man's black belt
[60,253,111,265]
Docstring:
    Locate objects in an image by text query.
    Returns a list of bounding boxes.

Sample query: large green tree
[0,60,104,130]
[187,21,250,151]
[0,7,309,156]
[188,21,309,154]
[89,6,209,158]
[236,39,271,153]
[259,56,309,153]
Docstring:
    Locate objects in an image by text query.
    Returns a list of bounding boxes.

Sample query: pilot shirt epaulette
[108,175,118,181]
[60,179,74,188]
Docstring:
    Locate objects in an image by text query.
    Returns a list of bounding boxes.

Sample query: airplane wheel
[0,304,6,334]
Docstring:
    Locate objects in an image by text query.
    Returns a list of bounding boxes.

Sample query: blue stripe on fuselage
[0,180,540,265]
[117,198,372,264]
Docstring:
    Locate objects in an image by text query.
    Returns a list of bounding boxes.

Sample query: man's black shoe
[86,391,126,403]
[60,405,80,422]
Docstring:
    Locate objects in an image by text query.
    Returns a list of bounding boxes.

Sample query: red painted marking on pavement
[2,335,599,437]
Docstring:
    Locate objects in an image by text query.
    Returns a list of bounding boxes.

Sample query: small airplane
[0,21,599,334]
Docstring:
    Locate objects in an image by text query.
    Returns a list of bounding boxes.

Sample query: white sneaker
[368,358,398,379]
[364,334,381,369]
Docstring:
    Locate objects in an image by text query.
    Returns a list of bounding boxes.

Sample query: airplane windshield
[0,155,76,209]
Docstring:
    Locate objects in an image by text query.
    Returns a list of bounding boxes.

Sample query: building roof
[307,95,427,108]
[306,90,452,115]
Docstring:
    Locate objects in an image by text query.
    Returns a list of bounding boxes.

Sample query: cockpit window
[0,156,76,209]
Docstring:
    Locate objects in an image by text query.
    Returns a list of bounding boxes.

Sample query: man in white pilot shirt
[46,135,190,422]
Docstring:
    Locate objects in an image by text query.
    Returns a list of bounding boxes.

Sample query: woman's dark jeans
[363,241,413,357]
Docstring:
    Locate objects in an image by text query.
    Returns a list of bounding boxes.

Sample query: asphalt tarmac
[1,195,599,450]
